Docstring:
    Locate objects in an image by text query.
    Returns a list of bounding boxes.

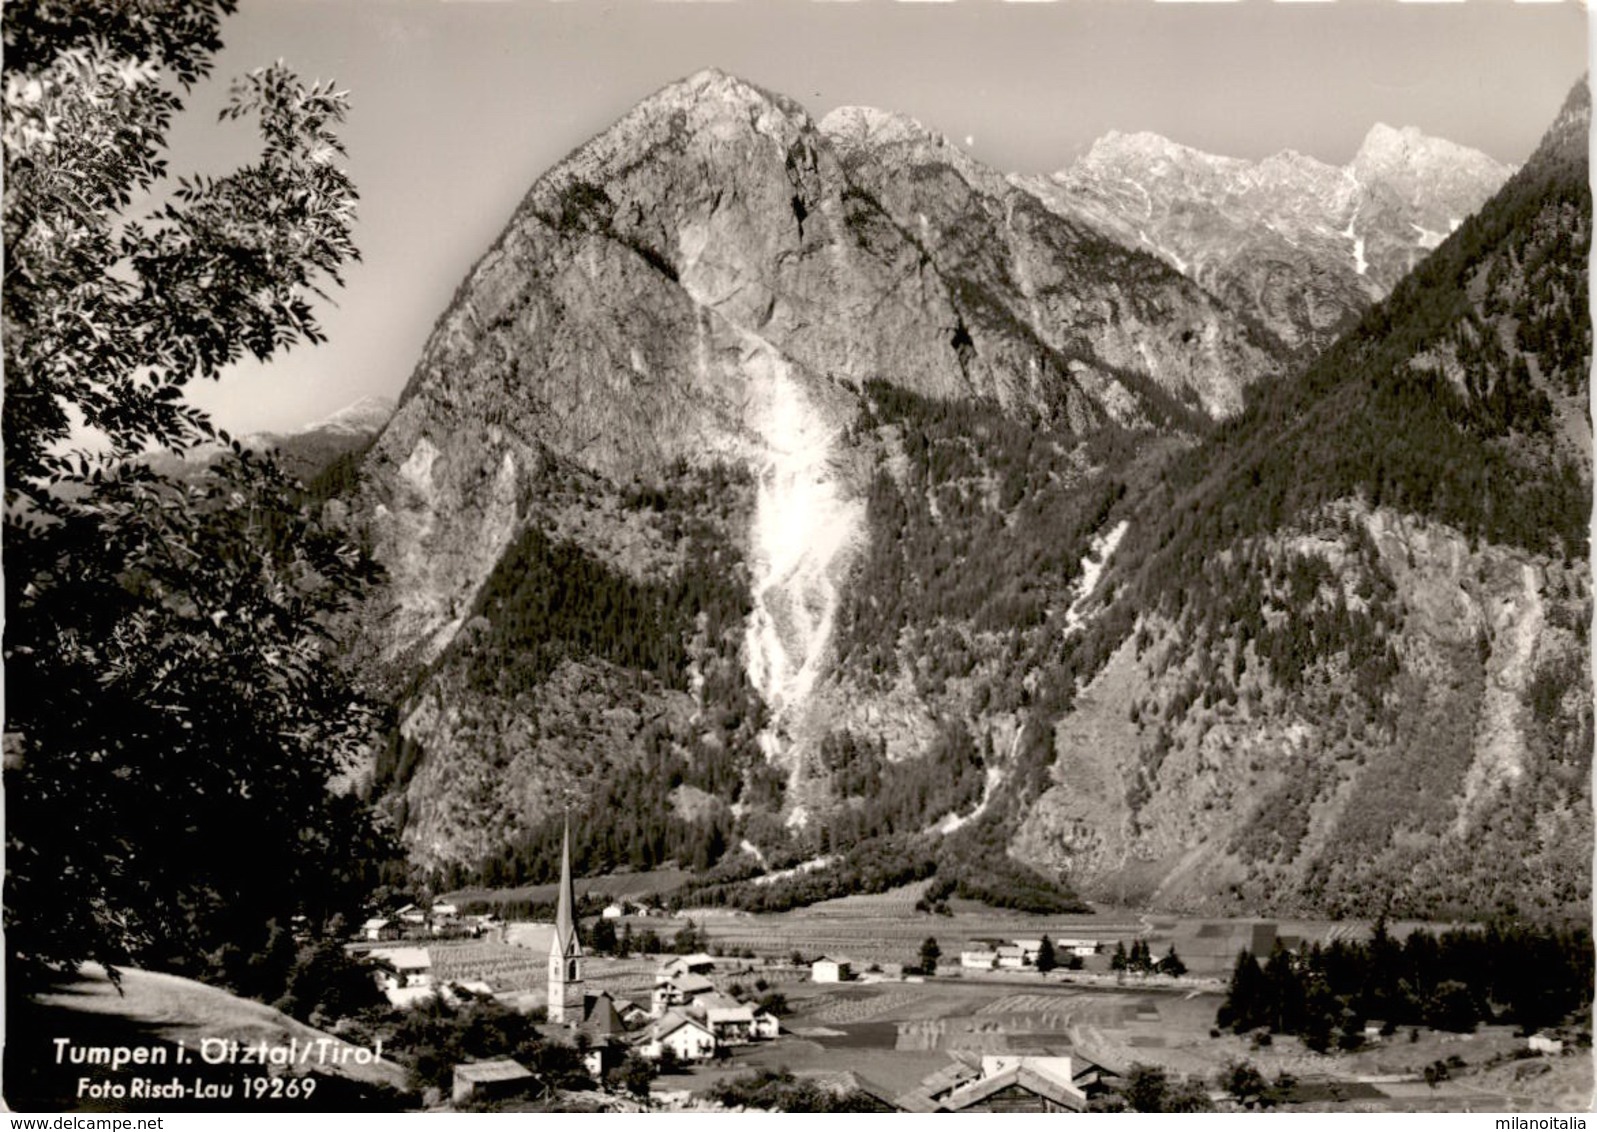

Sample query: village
[337,830,1589,1112]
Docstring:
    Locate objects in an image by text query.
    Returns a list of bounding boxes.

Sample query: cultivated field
[658,972,1590,1111]
[442,869,690,909]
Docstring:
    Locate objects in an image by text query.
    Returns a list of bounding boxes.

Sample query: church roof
[580,991,627,1037]
[553,815,579,957]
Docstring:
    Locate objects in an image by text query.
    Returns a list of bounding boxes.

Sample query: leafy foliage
[385,995,586,1094]
[4,4,359,507]
[3,1,383,991]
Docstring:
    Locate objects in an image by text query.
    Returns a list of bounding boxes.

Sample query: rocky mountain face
[1022,124,1511,353]
[331,69,1587,923]
[342,69,1279,873]
[1013,80,1591,920]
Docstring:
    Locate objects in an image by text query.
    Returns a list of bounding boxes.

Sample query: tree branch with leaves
[3,0,387,995]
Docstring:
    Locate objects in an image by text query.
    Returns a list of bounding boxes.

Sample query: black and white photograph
[2,0,1592,1117]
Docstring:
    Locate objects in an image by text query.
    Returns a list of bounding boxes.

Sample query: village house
[750,1007,781,1041]
[618,1000,652,1030]
[395,903,428,927]
[1529,1032,1566,1055]
[688,993,756,1045]
[651,973,715,1017]
[1054,938,1100,959]
[897,1056,1091,1113]
[960,945,1000,971]
[371,946,433,989]
[601,902,625,920]
[362,916,399,942]
[660,953,716,979]
[996,944,1029,969]
[431,900,459,920]
[811,956,851,983]
[637,1011,716,1063]
[451,1058,535,1107]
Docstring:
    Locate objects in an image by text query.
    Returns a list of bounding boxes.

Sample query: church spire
[554,812,577,954]
[548,811,584,1024]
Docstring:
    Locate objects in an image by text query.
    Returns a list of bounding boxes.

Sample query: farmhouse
[1529,1032,1566,1055]
[750,1007,781,1040]
[899,1056,1087,1113]
[432,900,459,919]
[618,1000,652,1030]
[689,994,756,1045]
[996,944,1029,969]
[1054,938,1099,958]
[652,973,715,1017]
[371,946,432,989]
[601,903,625,920]
[451,1058,535,1106]
[637,1011,716,1063]
[395,903,427,926]
[811,956,851,983]
[960,946,999,971]
[361,917,399,942]
[660,953,716,979]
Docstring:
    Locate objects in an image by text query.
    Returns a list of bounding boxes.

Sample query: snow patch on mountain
[1065,520,1130,634]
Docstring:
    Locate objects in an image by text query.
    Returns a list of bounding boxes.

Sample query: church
[542,819,630,1077]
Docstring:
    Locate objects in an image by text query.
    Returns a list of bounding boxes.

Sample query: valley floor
[644,970,1592,1112]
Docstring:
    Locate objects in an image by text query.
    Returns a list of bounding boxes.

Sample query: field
[652,972,1591,1111]
[435,883,1589,1112]
[442,868,690,910]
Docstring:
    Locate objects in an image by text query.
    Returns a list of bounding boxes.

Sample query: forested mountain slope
[1012,79,1592,920]
[337,70,1277,884]
[324,70,1586,923]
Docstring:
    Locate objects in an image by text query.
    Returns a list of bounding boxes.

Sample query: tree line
[1217,920,1592,1051]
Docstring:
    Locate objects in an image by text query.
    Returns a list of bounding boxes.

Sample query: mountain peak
[1351,121,1507,185]
[645,67,806,122]
[305,394,395,437]
[1081,129,1212,169]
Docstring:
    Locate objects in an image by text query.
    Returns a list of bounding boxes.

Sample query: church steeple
[554,814,578,955]
[548,813,583,1024]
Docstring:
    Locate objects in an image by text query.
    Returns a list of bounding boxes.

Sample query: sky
[164,0,1591,436]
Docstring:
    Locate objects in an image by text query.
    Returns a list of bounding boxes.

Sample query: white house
[395,903,427,926]
[1529,1033,1565,1055]
[960,948,999,971]
[660,953,716,980]
[384,984,438,1009]
[371,946,433,989]
[362,917,398,942]
[601,903,625,920]
[750,1008,781,1041]
[690,994,755,1045]
[431,901,459,919]
[996,945,1029,969]
[1055,938,1099,958]
[638,1012,716,1063]
[811,956,851,983]
[651,973,715,1017]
